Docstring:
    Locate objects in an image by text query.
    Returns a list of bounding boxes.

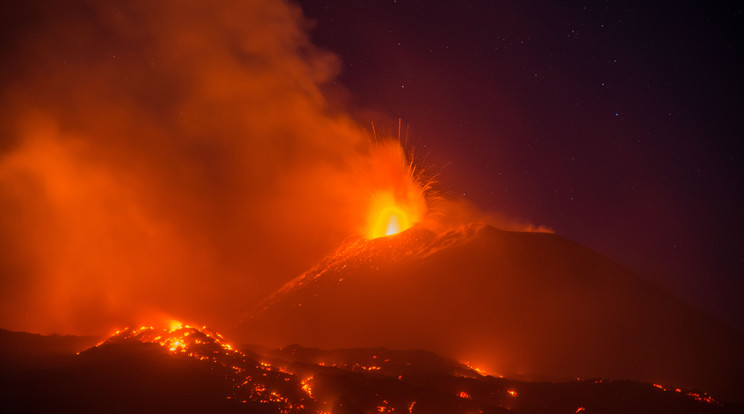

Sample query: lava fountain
[362,135,430,239]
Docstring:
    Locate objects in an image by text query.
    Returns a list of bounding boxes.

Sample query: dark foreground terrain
[0,327,739,414]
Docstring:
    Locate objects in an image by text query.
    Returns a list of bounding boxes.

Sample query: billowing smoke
[0,0,548,336]
[0,0,403,334]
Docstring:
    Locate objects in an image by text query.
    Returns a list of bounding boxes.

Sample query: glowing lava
[362,139,429,239]
[367,195,417,238]
[385,214,401,235]
[86,323,725,412]
[94,323,317,413]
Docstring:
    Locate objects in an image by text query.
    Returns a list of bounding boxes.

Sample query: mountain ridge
[1,327,737,413]
[235,222,744,402]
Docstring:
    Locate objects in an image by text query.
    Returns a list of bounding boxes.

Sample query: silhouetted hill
[0,327,739,413]
[0,329,98,376]
[235,223,744,402]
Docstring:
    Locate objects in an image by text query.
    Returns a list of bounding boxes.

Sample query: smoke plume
[0,0,397,334]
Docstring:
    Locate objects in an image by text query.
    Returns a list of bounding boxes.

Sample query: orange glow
[365,191,425,239]
[376,400,392,413]
[458,391,471,399]
[384,208,403,235]
[300,377,313,398]
[95,323,309,410]
[463,360,488,376]
[362,139,428,239]
[652,383,719,406]
[686,391,719,405]
[0,0,441,337]
[507,389,517,397]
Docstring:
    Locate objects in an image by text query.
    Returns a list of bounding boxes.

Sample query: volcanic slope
[0,327,736,413]
[235,223,744,402]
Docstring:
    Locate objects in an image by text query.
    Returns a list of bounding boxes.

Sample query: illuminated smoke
[0,0,425,334]
[0,0,543,336]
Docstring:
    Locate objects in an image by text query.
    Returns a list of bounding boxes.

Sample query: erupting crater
[366,193,419,239]
[362,139,429,240]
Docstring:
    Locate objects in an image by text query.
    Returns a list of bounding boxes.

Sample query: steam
[423,197,554,234]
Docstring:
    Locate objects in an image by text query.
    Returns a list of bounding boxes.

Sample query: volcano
[234,223,744,403]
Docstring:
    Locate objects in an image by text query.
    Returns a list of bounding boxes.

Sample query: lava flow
[80,323,727,414]
[93,323,318,414]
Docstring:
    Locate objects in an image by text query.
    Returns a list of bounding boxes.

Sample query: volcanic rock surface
[0,327,737,413]
[235,223,744,402]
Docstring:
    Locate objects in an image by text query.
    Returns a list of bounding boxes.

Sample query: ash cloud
[0,0,382,334]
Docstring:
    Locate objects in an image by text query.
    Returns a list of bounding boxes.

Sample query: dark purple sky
[296,0,743,330]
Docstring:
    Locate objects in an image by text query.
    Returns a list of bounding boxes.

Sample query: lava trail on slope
[0,326,737,414]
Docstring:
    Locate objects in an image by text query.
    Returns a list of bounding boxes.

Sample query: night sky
[296,0,743,330]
